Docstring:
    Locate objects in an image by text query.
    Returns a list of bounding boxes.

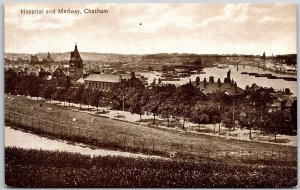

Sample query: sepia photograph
[4,2,297,188]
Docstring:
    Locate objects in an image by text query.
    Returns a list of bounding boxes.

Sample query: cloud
[4,3,297,55]
[258,16,280,23]
[199,4,250,26]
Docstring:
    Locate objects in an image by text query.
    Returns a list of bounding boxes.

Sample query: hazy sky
[5,3,297,55]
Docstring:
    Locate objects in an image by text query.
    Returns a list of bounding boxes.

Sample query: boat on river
[254,73,273,77]
[161,77,180,81]
[267,75,278,79]
[283,77,297,81]
[248,72,256,76]
[217,64,229,68]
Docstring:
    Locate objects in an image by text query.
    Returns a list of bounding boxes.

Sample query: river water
[140,65,298,96]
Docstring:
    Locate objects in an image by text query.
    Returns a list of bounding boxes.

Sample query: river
[140,65,297,96]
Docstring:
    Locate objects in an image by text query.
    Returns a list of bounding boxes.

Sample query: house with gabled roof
[82,72,143,91]
[192,76,244,97]
[269,91,297,112]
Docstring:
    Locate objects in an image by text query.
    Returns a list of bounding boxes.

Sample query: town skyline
[5,3,297,55]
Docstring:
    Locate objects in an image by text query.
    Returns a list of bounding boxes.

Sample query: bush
[5,147,297,188]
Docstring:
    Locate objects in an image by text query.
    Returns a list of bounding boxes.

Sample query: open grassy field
[5,94,297,161]
[5,147,297,188]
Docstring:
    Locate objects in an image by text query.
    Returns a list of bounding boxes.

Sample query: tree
[190,101,221,125]
[5,69,17,94]
[174,82,208,128]
[128,88,145,120]
[41,86,55,101]
[90,90,101,111]
[239,107,259,139]
[290,101,297,132]
[177,103,191,129]
[15,77,29,96]
[144,98,159,124]
[285,88,291,95]
[246,86,273,109]
[158,97,176,127]
[27,75,41,99]
[81,89,93,108]
[222,110,235,134]
[74,86,84,108]
[52,88,68,105]
[109,83,127,111]
[267,110,291,142]
[143,84,176,125]
[64,88,76,106]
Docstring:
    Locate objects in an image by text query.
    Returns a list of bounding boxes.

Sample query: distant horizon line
[4,51,297,56]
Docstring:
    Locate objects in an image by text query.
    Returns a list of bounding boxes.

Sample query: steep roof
[121,73,143,81]
[52,67,66,77]
[270,92,296,107]
[76,77,85,84]
[193,81,244,96]
[70,44,83,62]
[84,74,120,83]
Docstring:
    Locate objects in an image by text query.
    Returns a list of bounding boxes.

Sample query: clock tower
[69,43,83,85]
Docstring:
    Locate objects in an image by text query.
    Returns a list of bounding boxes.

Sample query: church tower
[46,52,53,62]
[69,44,83,85]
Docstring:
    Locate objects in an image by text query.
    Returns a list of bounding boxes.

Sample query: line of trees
[5,68,296,140]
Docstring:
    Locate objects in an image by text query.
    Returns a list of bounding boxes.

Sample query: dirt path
[5,126,165,159]
[5,95,297,157]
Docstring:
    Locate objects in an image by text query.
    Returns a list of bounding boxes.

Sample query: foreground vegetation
[5,95,297,161]
[5,147,297,188]
[5,67,297,139]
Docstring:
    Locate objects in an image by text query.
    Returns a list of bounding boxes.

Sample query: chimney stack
[234,82,237,93]
[196,76,200,86]
[217,78,221,87]
[203,77,207,86]
[130,71,135,78]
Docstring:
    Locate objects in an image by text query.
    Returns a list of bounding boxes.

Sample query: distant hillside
[5,52,296,65]
[4,52,140,62]
[4,52,203,63]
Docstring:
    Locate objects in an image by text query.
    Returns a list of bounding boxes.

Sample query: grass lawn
[5,95,297,161]
[5,147,297,188]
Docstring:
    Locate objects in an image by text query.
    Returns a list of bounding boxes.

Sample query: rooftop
[84,74,120,83]
[76,77,85,84]
[192,81,244,96]
[270,92,296,107]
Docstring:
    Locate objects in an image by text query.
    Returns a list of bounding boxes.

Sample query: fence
[5,109,297,163]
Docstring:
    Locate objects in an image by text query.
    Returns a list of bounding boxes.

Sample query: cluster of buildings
[40,44,144,90]
[5,44,145,91]
[68,44,144,90]
[5,44,297,114]
[192,70,244,97]
[30,52,54,65]
[269,92,297,112]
